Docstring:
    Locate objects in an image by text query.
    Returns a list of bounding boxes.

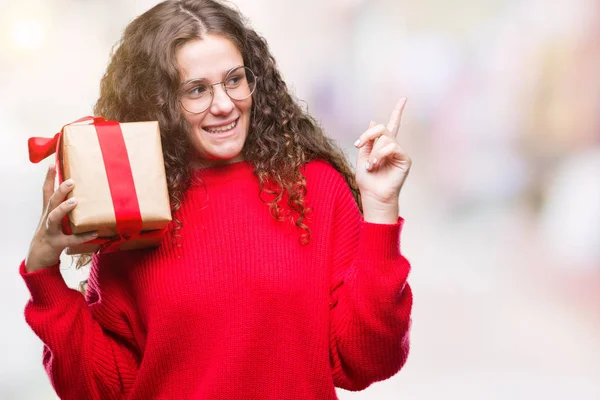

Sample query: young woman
[22,1,413,399]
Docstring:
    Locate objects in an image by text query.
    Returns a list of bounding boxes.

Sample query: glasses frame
[179,65,258,114]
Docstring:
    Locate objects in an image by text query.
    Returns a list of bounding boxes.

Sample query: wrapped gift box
[29,118,172,254]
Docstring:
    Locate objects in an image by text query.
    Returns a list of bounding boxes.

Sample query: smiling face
[176,34,252,168]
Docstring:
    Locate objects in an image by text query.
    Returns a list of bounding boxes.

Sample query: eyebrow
[181,65,244,86]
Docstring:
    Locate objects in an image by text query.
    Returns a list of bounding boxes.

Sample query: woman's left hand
[354,98,411,207]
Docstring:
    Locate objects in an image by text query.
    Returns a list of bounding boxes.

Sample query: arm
[328,174,413,391]
[21,256,141,400]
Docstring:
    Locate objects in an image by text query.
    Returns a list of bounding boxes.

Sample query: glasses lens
[225,66,256,100]
[180,66,257,114]
[181,83,212,114]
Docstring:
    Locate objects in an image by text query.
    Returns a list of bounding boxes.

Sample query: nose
[209,83,234,115]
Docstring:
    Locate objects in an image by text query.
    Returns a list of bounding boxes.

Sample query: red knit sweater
[21,159,413,400]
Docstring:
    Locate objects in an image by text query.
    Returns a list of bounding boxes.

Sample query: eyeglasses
[179,66,257,114]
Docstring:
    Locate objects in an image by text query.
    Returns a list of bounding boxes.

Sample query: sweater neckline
[191,160,254,186]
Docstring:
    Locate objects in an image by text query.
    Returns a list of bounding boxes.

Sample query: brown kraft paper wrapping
[60,121,172,254]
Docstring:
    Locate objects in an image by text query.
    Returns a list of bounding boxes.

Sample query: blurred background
[1,0,599,398]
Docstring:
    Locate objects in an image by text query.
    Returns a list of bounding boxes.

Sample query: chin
[194,146,245,167]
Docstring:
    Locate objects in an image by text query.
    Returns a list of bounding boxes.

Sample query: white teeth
[206,120,237,133]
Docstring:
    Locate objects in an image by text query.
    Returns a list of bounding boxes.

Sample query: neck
[192,154,245,169]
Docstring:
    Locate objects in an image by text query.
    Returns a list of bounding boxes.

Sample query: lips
[203,118,238,134]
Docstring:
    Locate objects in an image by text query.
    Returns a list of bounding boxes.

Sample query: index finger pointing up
[387,97,407,138]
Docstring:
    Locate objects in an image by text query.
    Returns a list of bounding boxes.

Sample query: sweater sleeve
[327,171,413,391]
[20,255,141,400]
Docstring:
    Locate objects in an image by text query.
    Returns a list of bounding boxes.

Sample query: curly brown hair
[75,0,361,274]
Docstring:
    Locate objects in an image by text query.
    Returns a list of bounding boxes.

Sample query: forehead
[176,34,243,81]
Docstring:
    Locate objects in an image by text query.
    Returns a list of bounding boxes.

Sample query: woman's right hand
[24,164,98,273]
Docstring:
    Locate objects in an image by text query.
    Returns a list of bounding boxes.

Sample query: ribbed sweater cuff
[356,216,404,262]
[19,259,77,307]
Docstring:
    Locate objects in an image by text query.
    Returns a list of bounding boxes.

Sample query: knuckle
[46,201,56,215]
[46,212,56,226]
[47,192,58,206]
[50,192,67,209]
[59,181,72,193]
[49,207,65,222]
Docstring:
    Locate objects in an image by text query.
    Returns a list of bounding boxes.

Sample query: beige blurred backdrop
[1,0,599,399]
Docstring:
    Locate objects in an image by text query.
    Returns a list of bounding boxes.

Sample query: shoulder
[302,159,348,189]
[301,159,356,208]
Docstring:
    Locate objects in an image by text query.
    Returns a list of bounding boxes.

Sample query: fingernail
[365,161,370,170]
[48,164,55,172]
[354,139,361,147]
[67,197,76,205]
[372,158,377,165]
[64,179,74,186]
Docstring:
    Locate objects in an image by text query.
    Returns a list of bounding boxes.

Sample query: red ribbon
[91,227,167,253]
[94,120,143,241]
[28,116,161,253]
